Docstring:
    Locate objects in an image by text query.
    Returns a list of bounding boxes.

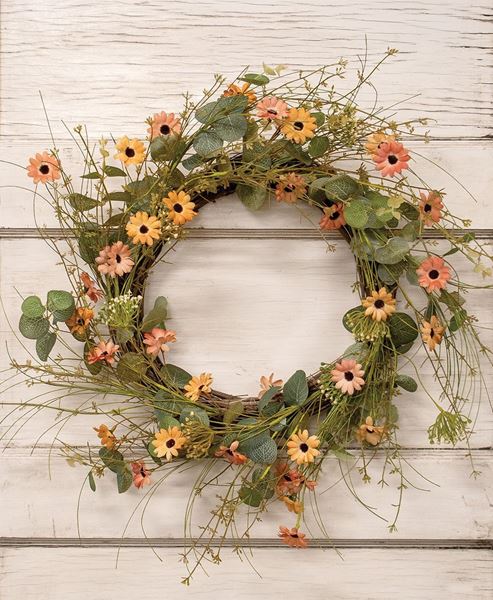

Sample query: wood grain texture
[1,547,492,599]
[1,0,492,139]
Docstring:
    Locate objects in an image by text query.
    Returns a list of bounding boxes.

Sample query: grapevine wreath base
[6,55,493,582]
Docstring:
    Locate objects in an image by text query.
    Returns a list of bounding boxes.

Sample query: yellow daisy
[362,287,396,322]
[287,429,320,465]
[114,136,146,166]
[421,315,445,351]
[152,426,188,461]
[223,82,257,104]
[281,108,317,144]
[125,211,162,246]
[163,190,197,225]
[184,372,213,401]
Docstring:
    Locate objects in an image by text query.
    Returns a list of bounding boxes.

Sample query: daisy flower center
[428,269,439,279]
[387,154,398,165]
[293,121,304,131]
[39,164,50,175]
[424,203,432,212]
[166,439,176,448]
[160,124,171,135]
[344,371,354,381]
[173,203,184,213]
[299,443,309,452]
[139,225,149,234]
[284,185,295,193]
[125,147,136,158]
[374,299,385,308]
[115,254,122,263]
[330,211,340,220]
[430,328,435,337]
[77,318,85,326]
[267,108,278,115]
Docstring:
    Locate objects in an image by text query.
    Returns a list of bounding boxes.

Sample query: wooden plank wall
[0,1,492,597]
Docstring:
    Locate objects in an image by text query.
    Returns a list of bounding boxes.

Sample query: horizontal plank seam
[0,538,491,550]
[1,228,493,240]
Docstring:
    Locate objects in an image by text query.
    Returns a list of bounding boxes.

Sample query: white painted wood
[1,547,491,599]
[0,450,491,540]
[1,141,493,229]
[1,0,492,140]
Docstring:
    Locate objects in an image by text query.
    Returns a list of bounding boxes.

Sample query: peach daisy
[287,430,320,465]
[256,96,289,120]
[281,108,317,144]
[148,111,182,139]
[184,373,213,401]
[80,272,103,303]
[275,172,307,204]
[152,426,187,461]
[66,307,94,336]
[362,287,396,322]
[355,416,386,446]
[143,328,177,356]
[223,82,257,104]
[215,440,248,465]
[163,190,197,225]
[114,136,146,166]
[87,340,120,365]
[275,462,317,495]
[278,526,308,548]
[421,315,445,351]
[131,461,152,489]
[94,424,116,449]
[419,191,444,225]
[280,496,303,514]
[416,256,451,292]
[319,203,346,230]
[373,140,410,177]
[331,359,365,396]
[27,151,61,184]
[96,241,135,277]
[365,132,395,155]
[126,211,162,246]
[258,373,283,399]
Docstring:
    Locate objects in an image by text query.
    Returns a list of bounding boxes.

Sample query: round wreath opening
[9,56,493,581]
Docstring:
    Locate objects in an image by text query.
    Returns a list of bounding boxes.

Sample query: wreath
[9,54,493,582]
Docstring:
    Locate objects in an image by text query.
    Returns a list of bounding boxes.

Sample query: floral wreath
[9,54,493,582]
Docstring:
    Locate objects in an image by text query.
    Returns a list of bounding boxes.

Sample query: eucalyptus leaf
[223,400,244,425]
[67,193,99,211]
[99,447,124,473]
[395,374,418,392]
[161,364,192,388]
[344,199,369,229]
[21,296,45,319]
[18,315,50,340]
[240,73,269,86]
[374,238,410,265]
[103,165,127,177]
[283,370,309,406]
[388,312,419,347]
[308,136,330,158]
[117,465,133,494]
[116,352,148,382]
[213,113,248,142]
[193,131,224,157]
[141,296,168,332]
[36,332,56,361]
[237,183,267,211]
[324,174,359,201]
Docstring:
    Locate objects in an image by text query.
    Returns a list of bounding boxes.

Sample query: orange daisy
[419,191,444,225]
[152,426,188,461]
[319,203,346,230]
[94,424,116,449]
[27,151,61,184]
[223,82,257,104]
[66,307,94,336]
[365,132,395,155]
[148,111,182,139]
[373,140,410,177]
[362,287,396,322]
[280,496,303,514]
[114,136,146,166]
[131,461,152,489]
[126,211,162,246]
[416,256,451,292]
[258,373,283,399]
[355,416,386,446]
[184,373,213,401]
[275,172,306,203]
[87,340,120,365]
[256,96,289,120]
[80,272,103,303]
[215,440,248,465]
[281,108,317,144]
[163,190,197,225]
[96,241,135,277]
[421,315,445,351]
[287,430,320,465]
[278,526,308,548]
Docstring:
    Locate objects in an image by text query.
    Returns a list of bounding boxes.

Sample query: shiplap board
[1,0,492,140]
[1,141,492,229]
[1,547,491,599]
[0,450,491,540]
[1,237,492,448]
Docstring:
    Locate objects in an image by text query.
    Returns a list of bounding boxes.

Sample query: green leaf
[99,447,124,473]
[147,440,163,464]
[67,193,99,211]
[342,305,364,332]
[192,131,224,157]
[161,364,192,388]
[36,332,56,361]
[308,136,330,158]
[283,370,309,406]
[284,141,311,164]
[246,436,278,464]
[258,386,281,414]
[47,290,75,322]
[155,414,181,430]
[103,212,127,228]
[18,315,50,340]
[81,172,100,180]
[141,296,168,332]
[377,261,406,285]
[239,476,274,507]
[399,221,420,242]
[400,202,419,220]
[150,136,186,162]
[182,154,203,171]
[223,400,244,425]
[237,183,267,211]
[324,174,359,201]
[195,95,247,124]
[449,309,467,332]
[116,352,148,382]
[344,199,369,229]
[308,176,334,203]
[117,465,133,494]
[103,165,127,177]
[101,191,132,204]
[180,406,210,427]
[388,312,419,347]
[88,470,96,492]
[438,290,465,310]
[311,111,325,126]
[213,113,248,142]
[21,296,45,319]
[240,73,269,86]
[395,374,418,392]
[374,238,410,265]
